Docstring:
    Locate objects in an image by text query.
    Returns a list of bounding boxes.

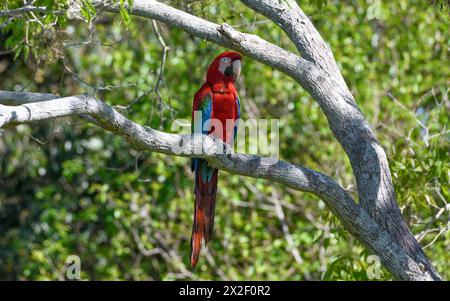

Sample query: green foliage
[0,0,448,280]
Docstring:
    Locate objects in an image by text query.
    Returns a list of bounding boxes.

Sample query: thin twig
[149,20,172,125]
[131,228,161,257]
[0,6,48,18]
[387,92,430,146]
[271,190,304,265]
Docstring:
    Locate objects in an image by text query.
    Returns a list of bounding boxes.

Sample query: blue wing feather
[191,93,213,174]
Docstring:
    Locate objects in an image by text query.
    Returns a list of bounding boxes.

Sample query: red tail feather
[190,168,219,269]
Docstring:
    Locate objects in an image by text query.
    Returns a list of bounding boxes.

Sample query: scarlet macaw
[190,51,242,268]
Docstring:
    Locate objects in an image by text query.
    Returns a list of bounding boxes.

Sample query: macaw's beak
[232,59,241,79]
[224,59,242,80]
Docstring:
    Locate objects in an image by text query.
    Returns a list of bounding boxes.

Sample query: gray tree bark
[239,0,440,280]
[0,0,442,280]
[0,91,439,280]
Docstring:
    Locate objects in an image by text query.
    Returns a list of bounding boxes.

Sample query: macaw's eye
[220,57,231,63]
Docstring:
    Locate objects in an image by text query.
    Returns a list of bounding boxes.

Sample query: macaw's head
[206,51,242,84]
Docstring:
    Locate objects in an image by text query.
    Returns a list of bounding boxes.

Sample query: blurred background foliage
[0,0,448,280]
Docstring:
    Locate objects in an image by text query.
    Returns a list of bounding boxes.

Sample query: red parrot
[190,51,242,269]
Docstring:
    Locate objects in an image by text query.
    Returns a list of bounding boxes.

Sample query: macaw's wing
[191,92,213,172]
[192,92,213,135]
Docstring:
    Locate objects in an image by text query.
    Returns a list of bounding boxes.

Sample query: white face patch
[218,57,232,74]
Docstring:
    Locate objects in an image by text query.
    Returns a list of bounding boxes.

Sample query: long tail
[190,159,219,269]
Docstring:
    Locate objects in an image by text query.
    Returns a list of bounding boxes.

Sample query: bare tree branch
[87,0,441,280]
[1,0,442,280]
[270,190,304,266]
[241,1,441,279]
[240,0,347,87]
[91,0,316,82]
[0,90,439,280]
[0,6,48,18]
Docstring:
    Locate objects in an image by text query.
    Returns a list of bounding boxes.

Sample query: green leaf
[119,6,131,25]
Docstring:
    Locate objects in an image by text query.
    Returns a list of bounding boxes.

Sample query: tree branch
[0,6,48,18]
[91,0,316,84]
[240,0,346,87]
[87,0,441,280]
[1,0,442,280]
[239,0,442,280]
[0,90,438,280]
